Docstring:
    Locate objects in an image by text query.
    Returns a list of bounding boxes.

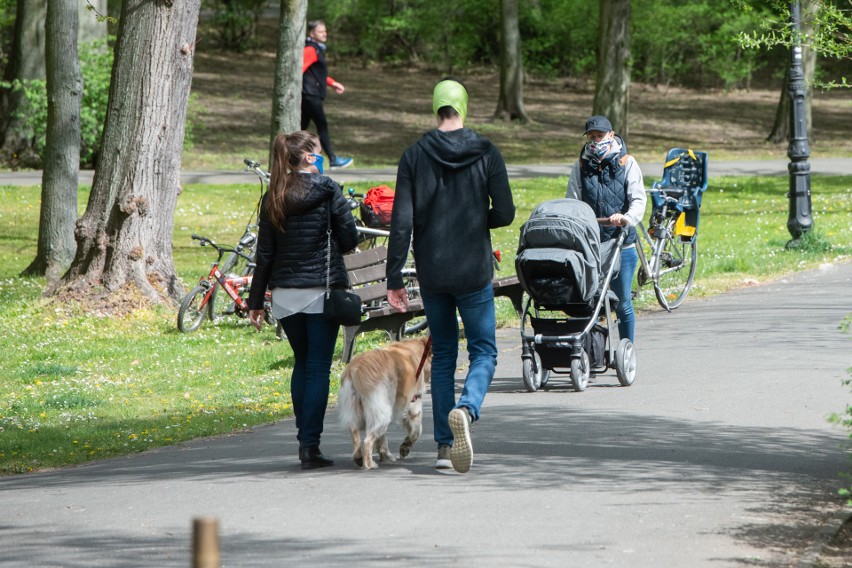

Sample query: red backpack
[361,185,395,227]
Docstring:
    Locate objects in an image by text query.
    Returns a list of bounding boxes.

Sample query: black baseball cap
[584,115,613,134]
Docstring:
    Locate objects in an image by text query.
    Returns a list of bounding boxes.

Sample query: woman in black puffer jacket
[248,131,358,470]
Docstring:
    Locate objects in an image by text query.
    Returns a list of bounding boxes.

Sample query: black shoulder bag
[322,201,362,326]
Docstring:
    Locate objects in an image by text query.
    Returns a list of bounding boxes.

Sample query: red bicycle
[177,235,273,333]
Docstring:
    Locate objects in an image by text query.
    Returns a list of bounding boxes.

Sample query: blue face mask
[309,153,324,174]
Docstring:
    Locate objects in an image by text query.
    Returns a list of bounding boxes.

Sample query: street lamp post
[786,0,813,246]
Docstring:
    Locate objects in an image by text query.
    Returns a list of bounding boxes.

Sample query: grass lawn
[1,175,850,474]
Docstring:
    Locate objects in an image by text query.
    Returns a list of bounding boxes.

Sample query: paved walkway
[1,262,850,566]
[0,157,849,187]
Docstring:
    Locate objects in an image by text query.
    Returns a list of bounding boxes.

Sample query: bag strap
[325,200,332,300]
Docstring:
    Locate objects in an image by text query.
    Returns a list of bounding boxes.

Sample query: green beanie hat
[432,80,468,122]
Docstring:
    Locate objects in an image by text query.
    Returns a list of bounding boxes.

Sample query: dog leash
[411,336,432,403]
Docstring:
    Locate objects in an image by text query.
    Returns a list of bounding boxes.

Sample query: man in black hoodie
[386,79,515,473]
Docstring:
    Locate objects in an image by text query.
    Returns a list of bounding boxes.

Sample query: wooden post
[192,517,220,568]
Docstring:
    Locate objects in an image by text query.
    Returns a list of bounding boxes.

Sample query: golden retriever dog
[338,337,432,470]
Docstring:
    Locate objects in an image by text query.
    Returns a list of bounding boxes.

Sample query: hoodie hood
[416,128,491,170]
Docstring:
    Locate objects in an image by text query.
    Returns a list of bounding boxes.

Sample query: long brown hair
[266,131,319,229]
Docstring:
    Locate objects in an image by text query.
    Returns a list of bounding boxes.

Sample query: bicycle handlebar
[191,234,253,261]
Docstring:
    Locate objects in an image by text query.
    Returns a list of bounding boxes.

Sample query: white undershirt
[270,287,325,319]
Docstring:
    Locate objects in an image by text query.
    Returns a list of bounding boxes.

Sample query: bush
[5,37,112,168]
[8,36,197,168]
[204,0,267,52]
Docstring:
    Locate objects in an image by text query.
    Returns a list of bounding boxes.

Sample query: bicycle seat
[650,148,708,229]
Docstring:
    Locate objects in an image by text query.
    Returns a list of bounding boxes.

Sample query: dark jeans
[279,312,339,447]
[301,95,335,160]
[421,283,498,447]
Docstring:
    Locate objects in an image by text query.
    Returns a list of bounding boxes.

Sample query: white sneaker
[448,408,473,473]
[435,444,452,469]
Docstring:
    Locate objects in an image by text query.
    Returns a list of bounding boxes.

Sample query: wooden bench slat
[343,246,387,270]
[355,282,388,304]
[348,263,387,286]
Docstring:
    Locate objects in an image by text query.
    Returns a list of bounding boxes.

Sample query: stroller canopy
[516,199,603,307]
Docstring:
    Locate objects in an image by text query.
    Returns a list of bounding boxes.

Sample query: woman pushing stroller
[566,115,647,343]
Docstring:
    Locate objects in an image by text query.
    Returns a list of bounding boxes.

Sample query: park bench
[340,246,524,362]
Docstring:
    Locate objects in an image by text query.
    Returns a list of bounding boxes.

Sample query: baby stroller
[515,199,637,392]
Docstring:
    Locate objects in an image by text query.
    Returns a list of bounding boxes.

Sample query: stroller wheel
[522,352,545,392]
[570,351,590,392]
[615,338,637,386]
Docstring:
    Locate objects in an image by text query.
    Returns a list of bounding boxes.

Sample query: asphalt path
[0,157,849,187]
[1,262,851,566]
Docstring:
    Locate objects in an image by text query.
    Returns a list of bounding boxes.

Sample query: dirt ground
[187,18,852,170]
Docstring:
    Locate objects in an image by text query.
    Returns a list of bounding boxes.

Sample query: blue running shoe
[329,156,353,169]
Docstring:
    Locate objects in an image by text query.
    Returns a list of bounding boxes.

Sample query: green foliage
[519,0,598,78]
[4,37,112,168]
[315,0,498,72]
[203,0,267,52]
[78,38,113,166]
[313,0,785,88]
[6,36,198,168]
[0,0,14,75]
[631,0,771,89]
[735,0,852,89]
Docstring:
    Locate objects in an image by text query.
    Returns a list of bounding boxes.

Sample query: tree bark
[22,0,82,281]
[57,0,200,305]
[767,68,790,143]
[269,0,307,166]
[493,0,530,123]
[593,0,631,139]
[0,0,47,162]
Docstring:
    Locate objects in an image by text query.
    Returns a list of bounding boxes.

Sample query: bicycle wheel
[653,220,698,311]
[177,285,210,333]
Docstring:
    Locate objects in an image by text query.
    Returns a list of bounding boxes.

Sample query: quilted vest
[579,151,637,245]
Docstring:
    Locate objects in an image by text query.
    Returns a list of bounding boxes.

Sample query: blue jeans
[611,245,638,342]
[279,312,339,448]
[421,284,498,447]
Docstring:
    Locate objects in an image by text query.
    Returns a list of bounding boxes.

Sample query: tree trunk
[269,0,307,166]
[57,0,200,305]
[493,0,530,123]
[593,0,631,139]
[767,68,790,143]
[767,0,815,144]
[0,0,47,163]
[21,0,82,281]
